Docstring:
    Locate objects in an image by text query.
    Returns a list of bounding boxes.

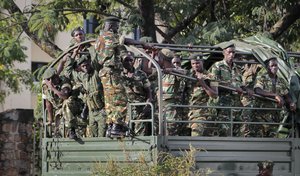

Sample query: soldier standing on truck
[95,16,151,137]
[64,54,106,137]
[121,52,153,136]
[186,53,218,136]
[253,57,296,137]
[209,43,249,136]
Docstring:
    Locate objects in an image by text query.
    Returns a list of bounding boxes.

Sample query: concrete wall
[0,109,34,176]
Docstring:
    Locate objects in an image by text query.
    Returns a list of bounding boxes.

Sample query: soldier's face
[191,60,203,72]
[62,87,71,97]
[73,31,85,43]
[223,47,235,65]
[106,22,119,33]
[172,57,181,68]
[268,59,278,75]
[122,56,134,70]
[80,61,91,73]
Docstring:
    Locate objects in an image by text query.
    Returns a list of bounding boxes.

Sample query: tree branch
[165,1,208,39]
[270,2,300,39]
[8,1,62,58]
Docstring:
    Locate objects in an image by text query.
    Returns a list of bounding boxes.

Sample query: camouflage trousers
[100,73,128,124]
[249,109,287,138]
[87,109,107,137]
[188,108,216,136]
[129,104,152,136]
[163,99,188,136]
[215,93,243,137]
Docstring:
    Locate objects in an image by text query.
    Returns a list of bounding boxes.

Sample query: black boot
[68,128,77,139]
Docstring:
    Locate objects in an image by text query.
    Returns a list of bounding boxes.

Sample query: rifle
[168,71,277,102]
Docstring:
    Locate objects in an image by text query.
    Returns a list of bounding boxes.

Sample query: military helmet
[43,68,57,79]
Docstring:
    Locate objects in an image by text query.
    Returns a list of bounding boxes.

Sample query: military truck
[40,35,300,176]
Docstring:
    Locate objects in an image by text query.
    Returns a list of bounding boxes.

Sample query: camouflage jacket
[186,70,215,106]
[254,69,289,108]
[162,68,187,101]
[122,69,151,103]
[210,60,243,89]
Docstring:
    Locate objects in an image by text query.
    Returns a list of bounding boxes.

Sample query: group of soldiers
[42,16,296,139]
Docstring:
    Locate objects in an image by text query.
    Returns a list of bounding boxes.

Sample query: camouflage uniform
[252,69,289,137]
[186,70,217,136]
[122,69,152,135]
[65,56,106,137]
[42,75,73,136]
[95,31,128,126]
[162,69,187,136]
[210,60,243,136]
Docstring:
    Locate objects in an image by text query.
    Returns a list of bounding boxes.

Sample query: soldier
[121,52,153,136]
[186,53,218,136]
[209,43,248,136]
[159,49,188,136]
[252,57,296,137]
[65,54,106,137]
[257,160,274,176]
[95,16,150,137]
[171,54,182,69]
[42,68,73,138]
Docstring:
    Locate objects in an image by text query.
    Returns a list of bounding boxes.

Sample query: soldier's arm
[254,87,284,107]
[44,79,69,100]
[45,99,54,124]
[284,93,296,111]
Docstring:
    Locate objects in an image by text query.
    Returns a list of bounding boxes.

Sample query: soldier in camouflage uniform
[121,53,153,136]
[94,16,129,137]
[252,57,296,137]
[186,54,218,136]
[65,54,106,137]
[42,68,76,138]
[159,49,188,136]
[209,43,247,136]
[95,16,151,137]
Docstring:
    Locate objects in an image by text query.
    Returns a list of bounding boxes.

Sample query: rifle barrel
[168,71,277,102]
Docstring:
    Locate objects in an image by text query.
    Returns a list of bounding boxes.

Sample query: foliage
[0,17,33,103]
[92,145,215,176]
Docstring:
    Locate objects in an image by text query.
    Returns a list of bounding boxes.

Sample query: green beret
[188,53,203,61]
[220,42,235,50]
[77,55,89,66]
[139,36,153,43]
[161,49,174,58]
[104,16,120,23]
[43,68,57,79]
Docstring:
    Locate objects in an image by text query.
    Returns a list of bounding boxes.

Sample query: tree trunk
[270,2,300,39]
[137,0,157,42]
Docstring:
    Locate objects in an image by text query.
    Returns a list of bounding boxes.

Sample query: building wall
[0,0,72,112]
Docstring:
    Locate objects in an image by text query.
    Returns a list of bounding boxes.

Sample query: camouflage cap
[188,53,203,61]
[77,55,89,66]
[220,42,235,50]
[139,36,153,43]
[161,48,174,58]
[43,68,57,79]
[104,16,120,23]
[264,56,277,65]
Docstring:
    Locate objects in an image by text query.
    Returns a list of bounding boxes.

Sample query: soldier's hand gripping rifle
[168,70,277,102]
